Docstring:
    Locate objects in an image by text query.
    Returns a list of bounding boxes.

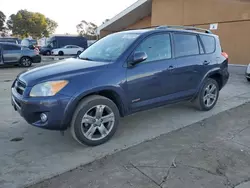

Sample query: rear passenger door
[2,44,21,63]
[171,33,204,94]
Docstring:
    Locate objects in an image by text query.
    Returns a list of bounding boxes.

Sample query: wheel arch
[19,56,32,63]
[61,87,128,129]
[193,68,223,100]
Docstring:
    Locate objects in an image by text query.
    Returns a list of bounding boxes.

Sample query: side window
[134,33,171,63]
[2,45,20,50]
[200,35,216,53]
[174,33,199,57]
[52,41,57,48]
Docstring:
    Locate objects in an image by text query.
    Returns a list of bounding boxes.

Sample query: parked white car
[51,45,84,56]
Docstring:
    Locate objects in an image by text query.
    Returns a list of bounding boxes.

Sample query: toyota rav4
[11,26,229,146]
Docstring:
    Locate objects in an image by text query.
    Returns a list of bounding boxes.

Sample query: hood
[19,58,108,86]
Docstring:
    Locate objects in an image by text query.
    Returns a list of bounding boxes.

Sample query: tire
[194,78,219,111]
[20,57,32,67]
[58,51,64,56]
[46,51,51,56]
[77,51,82,56]
[70,95,120,146]
[247,78,250,82]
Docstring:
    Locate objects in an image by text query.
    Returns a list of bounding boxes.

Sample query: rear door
[70,45,79,54]
[2,44,21,63]
[169,33,203,95]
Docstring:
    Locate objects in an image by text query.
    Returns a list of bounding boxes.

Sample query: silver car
[0,42,41,67]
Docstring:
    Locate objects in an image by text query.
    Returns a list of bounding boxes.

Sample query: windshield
[79,33,139,62]
[45,38,52,47]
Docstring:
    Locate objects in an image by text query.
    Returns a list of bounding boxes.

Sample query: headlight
[30,80,68,97]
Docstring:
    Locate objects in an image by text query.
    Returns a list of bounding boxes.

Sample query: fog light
[40,113,48,123]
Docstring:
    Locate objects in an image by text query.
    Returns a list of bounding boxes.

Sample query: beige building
[97,0,250,65]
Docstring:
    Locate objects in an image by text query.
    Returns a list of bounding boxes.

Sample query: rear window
[174,33,199,57]
[200,35,216,53]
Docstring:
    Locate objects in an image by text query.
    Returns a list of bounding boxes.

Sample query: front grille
[15,80,26,95]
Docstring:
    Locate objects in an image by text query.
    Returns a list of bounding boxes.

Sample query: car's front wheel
[70,95,120,146]
[247,78,250,82]
[46,51,51,56]
[194,78,219,111]
[58,51,64,56]
[20,57,32,67]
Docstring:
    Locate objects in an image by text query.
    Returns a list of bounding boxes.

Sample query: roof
[113,26,215,36]
[97,0,152,35]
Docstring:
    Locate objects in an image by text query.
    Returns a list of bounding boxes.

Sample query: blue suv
[11,26,229,146]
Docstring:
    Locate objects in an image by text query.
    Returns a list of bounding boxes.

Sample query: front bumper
[31,55,42,63]
[51,51,58,55]
[11,87,72,130]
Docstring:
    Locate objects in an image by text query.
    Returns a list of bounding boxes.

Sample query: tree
[43,18,58,37]
[76,20,97,39]
[0,11,6,31]
[7,10,58,38]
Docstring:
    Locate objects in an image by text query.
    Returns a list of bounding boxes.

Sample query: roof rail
[156,25,212,34]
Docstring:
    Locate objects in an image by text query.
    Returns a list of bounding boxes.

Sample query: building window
[174,33,199,57]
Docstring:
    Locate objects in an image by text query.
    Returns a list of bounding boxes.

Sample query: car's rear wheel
[70,95,120,146]
[20,57,32,67]
[194,78,219,111]
[58,51,64,56]
[77,51,82,56]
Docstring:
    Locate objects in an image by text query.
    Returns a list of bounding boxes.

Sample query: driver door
[63,46,72,55]
[126,33,174,111]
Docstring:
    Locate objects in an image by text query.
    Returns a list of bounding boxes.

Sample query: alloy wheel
[21,57,31,67]
[81,105,115,141]
[203,83,218,108]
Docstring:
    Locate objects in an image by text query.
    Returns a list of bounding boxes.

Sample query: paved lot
[0,63,249,188]
[30,102,250,188]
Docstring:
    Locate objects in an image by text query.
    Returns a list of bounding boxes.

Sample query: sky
[1,0,138,34]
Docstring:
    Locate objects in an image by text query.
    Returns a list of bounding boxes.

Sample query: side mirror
[129,51,147,67]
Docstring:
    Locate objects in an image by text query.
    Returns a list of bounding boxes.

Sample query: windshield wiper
[79,57,93,61]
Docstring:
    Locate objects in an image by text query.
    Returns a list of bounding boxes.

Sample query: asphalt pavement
[0,63,249,188]
[30,102,250,188]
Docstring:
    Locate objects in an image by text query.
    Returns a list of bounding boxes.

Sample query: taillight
[222,52,228,59]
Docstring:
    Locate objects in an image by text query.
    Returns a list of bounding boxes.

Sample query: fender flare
[60,86,128,129]
[193,67,222,100]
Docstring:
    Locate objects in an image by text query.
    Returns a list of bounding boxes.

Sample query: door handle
[168,65,174,70]
[203,60,210,65]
